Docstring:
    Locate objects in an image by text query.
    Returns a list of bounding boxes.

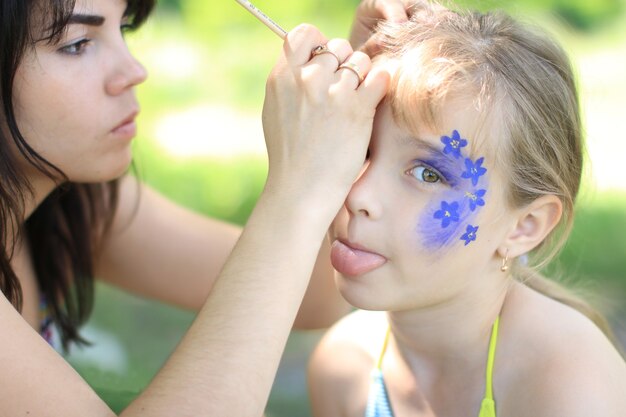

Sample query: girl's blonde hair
[366,1,616,341]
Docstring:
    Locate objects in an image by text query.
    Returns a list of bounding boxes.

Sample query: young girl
[0,0,408,415]
[308,2,626,416]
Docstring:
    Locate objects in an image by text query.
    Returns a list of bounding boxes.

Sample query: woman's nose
[105,45,148,96]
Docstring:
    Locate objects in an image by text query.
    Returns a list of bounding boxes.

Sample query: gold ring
[337,61,364,84]
[310,44,341,67]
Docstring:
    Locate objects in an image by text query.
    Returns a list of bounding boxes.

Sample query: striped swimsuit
[365,316,500,417]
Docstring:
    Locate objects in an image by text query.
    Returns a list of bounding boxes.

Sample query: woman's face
[12,0,146,183]
[329,100,514,312]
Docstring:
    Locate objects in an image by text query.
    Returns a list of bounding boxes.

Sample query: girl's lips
[330,239,387,277]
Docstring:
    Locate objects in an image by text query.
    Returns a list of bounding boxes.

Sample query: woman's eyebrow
[68,14,105,26]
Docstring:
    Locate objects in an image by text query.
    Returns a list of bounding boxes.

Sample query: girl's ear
[498,195,563,258]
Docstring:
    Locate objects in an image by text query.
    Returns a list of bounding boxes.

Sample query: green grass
[553,193,626,317]
[133,141,267,225]
[564,193,626,281]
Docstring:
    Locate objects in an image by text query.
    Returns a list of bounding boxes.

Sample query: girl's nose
[344,162,384,220]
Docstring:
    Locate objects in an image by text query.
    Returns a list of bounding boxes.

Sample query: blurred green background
[65,0,626,416]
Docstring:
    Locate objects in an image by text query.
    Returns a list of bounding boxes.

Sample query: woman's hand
[349,0,411,50]
[262,24,389,221]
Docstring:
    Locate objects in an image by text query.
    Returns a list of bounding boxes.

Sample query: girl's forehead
[380,96,497,163]
[372,55,502,160]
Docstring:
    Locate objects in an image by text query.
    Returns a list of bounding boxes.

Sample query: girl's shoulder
[498,283,626,416]
[310,309,388,375]
[308,310,388,416]
[321,309,388,351]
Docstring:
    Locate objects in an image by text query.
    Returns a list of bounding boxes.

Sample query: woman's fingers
[349,0,411,49]
[308,38,353,71]
[303,42,373,92]
[374,0,410,22]
[334,51,372,91]
[263,25,389,208]
[358,66,390,109]
[302,38,354,87]
[284,24,328,67]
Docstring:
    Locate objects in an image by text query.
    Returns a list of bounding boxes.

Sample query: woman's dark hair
[0,0,154,351]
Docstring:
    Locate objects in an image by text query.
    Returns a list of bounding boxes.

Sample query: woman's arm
[294,234,350,329]
[0,25,387,417]
[95,166,348,329]
[120,25,389,416]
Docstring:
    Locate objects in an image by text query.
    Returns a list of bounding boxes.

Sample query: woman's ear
[498,195,563,258]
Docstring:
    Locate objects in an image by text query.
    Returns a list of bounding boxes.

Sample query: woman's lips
[111,111,139,139]
[330,239,387,277]
[111,120,136,139]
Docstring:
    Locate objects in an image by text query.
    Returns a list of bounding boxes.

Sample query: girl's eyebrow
[68,14,105,26]
[400,135,446,157]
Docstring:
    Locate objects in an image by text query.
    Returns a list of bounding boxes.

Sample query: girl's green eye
[412,166,440,183]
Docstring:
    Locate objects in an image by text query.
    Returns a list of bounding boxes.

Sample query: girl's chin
[335,276,391,312]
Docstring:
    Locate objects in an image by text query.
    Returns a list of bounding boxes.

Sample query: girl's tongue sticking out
[330,239,387,276]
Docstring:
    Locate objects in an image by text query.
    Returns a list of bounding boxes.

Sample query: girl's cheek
[416,130,488,250]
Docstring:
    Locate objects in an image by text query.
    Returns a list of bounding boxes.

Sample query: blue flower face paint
[460,224,479,246]
[441,130,468,159]
[417,129,489,249]
[461,157,487,186]
[433,201,460,228]
[465,189,486,212]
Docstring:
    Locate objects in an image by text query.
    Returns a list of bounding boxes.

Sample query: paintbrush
[233,0,287,39]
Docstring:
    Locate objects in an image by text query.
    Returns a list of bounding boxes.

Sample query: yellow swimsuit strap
[376,315,500,399]
[376,325,391,370]
[375,317,500,417]
[484,315,500,401]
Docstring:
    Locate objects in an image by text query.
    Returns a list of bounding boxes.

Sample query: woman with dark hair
[0,0,410,415]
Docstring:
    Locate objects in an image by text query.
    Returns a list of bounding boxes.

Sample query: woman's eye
[59,39,90,55]
[121,23,134,36]
[411,166,441,183]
